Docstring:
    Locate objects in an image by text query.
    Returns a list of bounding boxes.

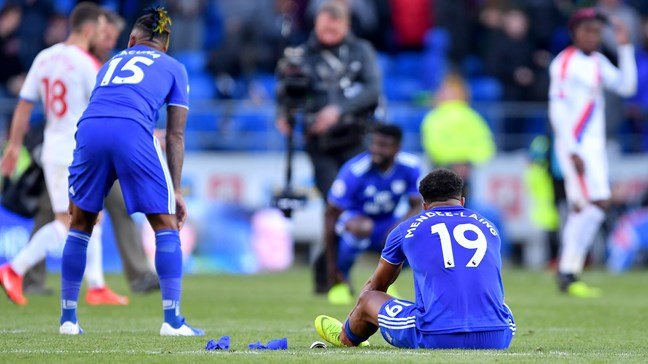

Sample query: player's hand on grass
[570,154,585,175]
[175,191,187,230]
[1,143,20,177]
[612,18,631,45]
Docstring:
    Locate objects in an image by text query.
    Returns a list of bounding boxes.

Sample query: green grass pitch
[1,265,647,363]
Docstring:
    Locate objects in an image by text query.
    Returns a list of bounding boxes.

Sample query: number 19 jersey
[19,43,100,165]
[381,205,512,334]
[79,44,189,134]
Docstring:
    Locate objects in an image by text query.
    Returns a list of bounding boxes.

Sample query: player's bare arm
[361,258,402,294]
[324,203,345,285]
[1,100,34,176]
[166,105,188,229]
[570,154,585,175]
[612,18,630,45]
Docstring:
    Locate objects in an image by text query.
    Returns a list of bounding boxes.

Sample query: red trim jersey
[19,43,101,165]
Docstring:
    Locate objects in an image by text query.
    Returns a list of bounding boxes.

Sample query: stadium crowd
[0,0,648,152]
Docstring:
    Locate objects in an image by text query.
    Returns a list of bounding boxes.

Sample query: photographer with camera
[276,0,381,294]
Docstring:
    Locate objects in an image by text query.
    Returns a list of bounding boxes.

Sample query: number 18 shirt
[381,205,513,334]
[20,43,100,165]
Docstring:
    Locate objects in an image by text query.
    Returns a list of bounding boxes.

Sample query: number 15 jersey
[79,44,189,135]
[20,43,100,165]
[381,205,512,334]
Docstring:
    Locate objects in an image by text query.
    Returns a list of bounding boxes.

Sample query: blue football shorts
[68,117,176,215]
[378,298,516,349]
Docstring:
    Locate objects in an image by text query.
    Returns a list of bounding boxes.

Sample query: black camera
[276,47,312,111]
[273,47,312,218]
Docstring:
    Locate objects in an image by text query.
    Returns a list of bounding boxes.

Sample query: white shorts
[555,143,610,207]
[43,163,71,213]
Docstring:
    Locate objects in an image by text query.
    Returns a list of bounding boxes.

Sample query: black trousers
[23,182,154,291]
[306,141,364,293]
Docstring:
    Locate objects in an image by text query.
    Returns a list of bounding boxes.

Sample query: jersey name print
[79,45,189,134]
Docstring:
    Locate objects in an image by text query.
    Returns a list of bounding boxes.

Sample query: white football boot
[59,321,84,335]
[160,319,205,336]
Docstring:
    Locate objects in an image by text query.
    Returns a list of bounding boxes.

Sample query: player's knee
[356,290,379,318]
[68,204,98,233]
[346,217,374,239]
[146,213,178,231]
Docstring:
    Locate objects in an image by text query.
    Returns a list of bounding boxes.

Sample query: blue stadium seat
[387,105,428,133]
[173,51,208,75]
[233,106,275,132]
[424,28,450,52]
[376,52,393,76]
[421,52,446,91]
[383,76,424,102]
[186,113,218,131]
[393,52,423,78]
[461,55,485,78]
[189,73,216,100]
[468,77,503,102]
[250,73,277,98]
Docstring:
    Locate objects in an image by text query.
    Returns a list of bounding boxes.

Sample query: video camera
[273,47,312,218]
[276,47,312,112]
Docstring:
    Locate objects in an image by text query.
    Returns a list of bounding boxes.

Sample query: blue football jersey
[79,45,189,133]
[382,205,512,334]
[328,152,421,219]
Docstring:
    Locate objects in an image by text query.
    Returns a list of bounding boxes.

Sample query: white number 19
[100,56,154,86]
[431,223,487,269]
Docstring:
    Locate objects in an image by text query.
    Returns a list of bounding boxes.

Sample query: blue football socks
[155,229,183,328]
[60,229,91,325]
[344,320,369,346]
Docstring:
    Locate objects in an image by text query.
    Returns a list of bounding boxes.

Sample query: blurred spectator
[420,73,495,190]
[43,14,67,47]
[249,0,308,74]
[389,0,433,50]
[307,0,380,44]
[15,0,54,71]
[525,0,564,51]
[476,0,504,57]
[207,0,259,96]
[166,0,207,52]
[626,17,648,151]
[0,4,24,95]
[485,8,547,102]
[90,9,125,63]
[598,0,643,55]
[435,0,477,63]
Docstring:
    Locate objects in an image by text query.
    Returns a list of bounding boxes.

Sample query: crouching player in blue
[325,124,421,305]
[315,169,515,349]
[58,7,203,336]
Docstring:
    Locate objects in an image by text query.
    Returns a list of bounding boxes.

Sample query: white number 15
[431,223,487,269]
[100,56,154,86]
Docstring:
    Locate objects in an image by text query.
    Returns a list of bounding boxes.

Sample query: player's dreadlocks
[133,6,172,48]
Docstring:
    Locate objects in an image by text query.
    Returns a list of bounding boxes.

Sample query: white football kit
[549,44,637,207]
[19,43,100,212]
